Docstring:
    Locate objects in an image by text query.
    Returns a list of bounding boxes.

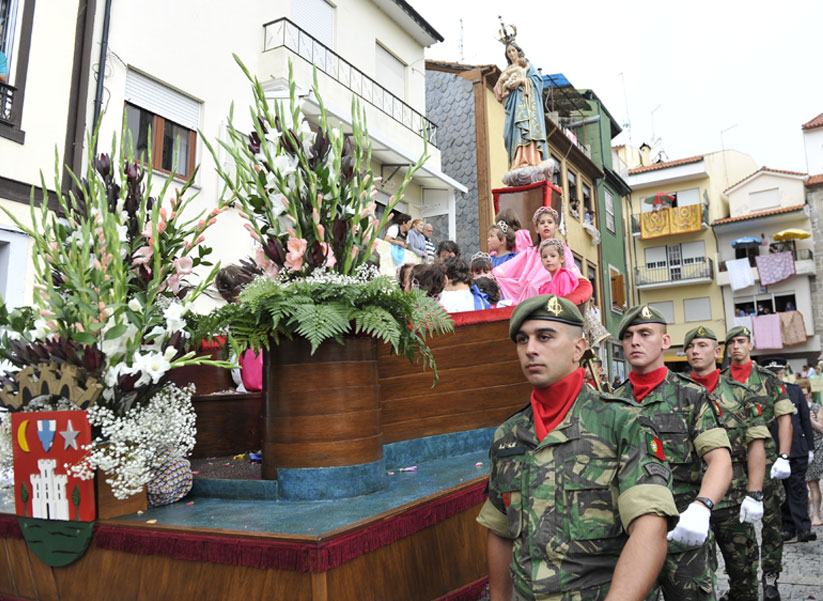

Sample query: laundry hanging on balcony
[752,314,783,350]
[727,258,755,291]
[754,251,795,287]
[779,311,807,346]
[640,205,702,239]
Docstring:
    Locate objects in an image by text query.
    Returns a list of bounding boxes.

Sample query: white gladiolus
[133,352,171,385]
[127,298,142,312]
[163,302,187,333]
[29,319,50,341]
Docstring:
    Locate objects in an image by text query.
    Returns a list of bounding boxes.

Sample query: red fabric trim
[433,577,489,601]
[89,480,487,573]
[531,368,585,441]
[0,595,27,601]
[690,369,720,393]
[730,360,753,384]
[628,367,668,401]
[449,305,514,327]
[0,515,22,539]
[491,180,561,215]
[566,278,593,307]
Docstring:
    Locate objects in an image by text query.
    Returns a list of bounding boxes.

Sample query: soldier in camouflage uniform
[616,306,732,601]
[478,295,679,601]
[683,326,770,601]
[721,326,795,601]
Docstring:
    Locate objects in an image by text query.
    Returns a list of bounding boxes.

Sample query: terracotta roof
[713,204,805,226]
[807,174,823,187]
[723,166,808,193]
[802,112,823,130]
[628,155,704,175]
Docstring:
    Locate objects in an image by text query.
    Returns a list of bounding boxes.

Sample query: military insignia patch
[752,404,762,417]
[713,399,723,417]
[743,327,750,336]
[697,326,706,336]
[647,433,666,460]
[502,492,511,507]
[641,305,652,319]
[546,296,562,316]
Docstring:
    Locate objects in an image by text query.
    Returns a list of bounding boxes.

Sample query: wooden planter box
[95,472,147,520]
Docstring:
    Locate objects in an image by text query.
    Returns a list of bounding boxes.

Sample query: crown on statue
[0,363,103,411]
[497,17,517,45]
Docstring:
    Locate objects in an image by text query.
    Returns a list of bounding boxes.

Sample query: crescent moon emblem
[17,420,30,453]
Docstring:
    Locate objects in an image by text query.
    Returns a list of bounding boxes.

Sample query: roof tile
[802,112,823,130]
[723,166,808,193]
[713,204,805,226]
[807,174,823,186]
[628,155,704,175]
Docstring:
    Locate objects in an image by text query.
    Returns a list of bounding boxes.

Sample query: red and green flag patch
[712,399,723,417]
[647,433,666,461]
[502,492,511,507]
[752,404,762,417]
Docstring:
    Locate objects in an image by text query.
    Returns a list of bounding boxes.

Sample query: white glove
[810,451,815,463]
[667,503,711,546]
[739,496,764,523]
[770,456,791,479]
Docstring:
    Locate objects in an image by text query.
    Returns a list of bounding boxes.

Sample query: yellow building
[621,147,757,362]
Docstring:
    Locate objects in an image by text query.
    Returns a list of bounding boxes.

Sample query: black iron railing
[717,248,814,272]
[634,258,714,286]
[0,83,15,125]
[263,18,438,148]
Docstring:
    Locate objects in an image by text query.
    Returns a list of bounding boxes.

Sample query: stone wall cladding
[807,184,823,355]
[425,70,480,257]
[426,214,450,250]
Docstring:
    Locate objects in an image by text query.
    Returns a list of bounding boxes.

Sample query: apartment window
[604,188,615,233]
[649,301,674,324]
[291,0,334,49]
[124,70,200,179]
[587,262,599,311]
[681,241,706,265]
[551,155,561,187]
[683,297,711,322]
[676,187,700,207]
[749,188,780,211]
[582,183,595,224]
[735,245,760,267]
[609,266,625,313]
[375,43,405,100]
[567,170,578,215]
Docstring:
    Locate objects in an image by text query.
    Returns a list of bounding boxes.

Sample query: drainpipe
[92,0,112,156]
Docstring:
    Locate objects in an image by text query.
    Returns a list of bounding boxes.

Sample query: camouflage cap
[509,294,583,341]
[617,304,667,339]
[684,325,717,349]
[724,325,752,344]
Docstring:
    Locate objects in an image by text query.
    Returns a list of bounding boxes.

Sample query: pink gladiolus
[280,196,289,208]
[287,228,296,238]
[317,224,325,239]
[166,274,181,294]
[133,245,153,266]
[46,320,57,331]
[173,255,194,276]
[196,235,205,245]
[285,214,297,224]
[198,219,206,230]
[312,208,320,224]
[320,243,337,268]
[98,302,105,310]
[350,246,359,259]
[39,309,54,317]
[238,210,249,220]
[208,217,217,226]
[93,258,102,270]
[360,202,376,218]
[255,249,280,278]
[285,237,308,272]
[371,241,379,253]
[49,241,58,251]
[171,212,178,218]
[142,221,154,238]
[159,208,168,221]
[370,188,379,199]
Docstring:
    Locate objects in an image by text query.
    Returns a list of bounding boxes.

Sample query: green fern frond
[352,307,402,350]
[288,302,353,353]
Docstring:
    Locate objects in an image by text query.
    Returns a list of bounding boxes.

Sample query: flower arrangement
[0,130,232,498]
[200,58,452,367]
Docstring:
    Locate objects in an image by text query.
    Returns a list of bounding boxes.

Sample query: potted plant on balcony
[198,58,452,494]
[0,131,231,513]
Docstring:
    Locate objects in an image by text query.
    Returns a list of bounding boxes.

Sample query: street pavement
[714,521,823,601]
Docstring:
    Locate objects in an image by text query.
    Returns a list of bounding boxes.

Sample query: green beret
[509,294,584,341]
[724,325,752,345]
[684,325,717,348]
[617,304,667,339]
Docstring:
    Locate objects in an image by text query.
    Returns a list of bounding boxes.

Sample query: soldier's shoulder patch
[646,432,666,460]
[644,462,670,480]
[710,398,724,417]
[751,404,763,418]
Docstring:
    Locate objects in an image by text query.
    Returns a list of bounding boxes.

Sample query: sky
[411,0,823,173]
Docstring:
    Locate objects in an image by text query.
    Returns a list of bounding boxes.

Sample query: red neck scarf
[691,369,720,393]
[730,360,753,384]
[530,368,585,442]
[628,367,668,401]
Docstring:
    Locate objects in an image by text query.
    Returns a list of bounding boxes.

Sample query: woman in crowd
[384,212,411,248]
[406,218,428,258]
[805,381,823,526]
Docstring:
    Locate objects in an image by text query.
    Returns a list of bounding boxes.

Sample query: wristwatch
[778,453,790,460]
[747,491,764,502]
[694,496,714,511]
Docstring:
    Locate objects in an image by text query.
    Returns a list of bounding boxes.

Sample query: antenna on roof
[459,19,464,63]
[618,72,632,147]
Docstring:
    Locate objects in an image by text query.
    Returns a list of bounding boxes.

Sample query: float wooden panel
[264,434,383,469]
[0,540,16,595]
[383,406,525,444]
[5,537,36,599]
[381,383,531,422]
[266,385,379,417]
[267,409,381,444]
[324,501,487,601]
[192,392,263,458]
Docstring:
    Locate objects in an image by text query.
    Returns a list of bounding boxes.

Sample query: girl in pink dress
[492,206,583,304]
[537,239,578,297]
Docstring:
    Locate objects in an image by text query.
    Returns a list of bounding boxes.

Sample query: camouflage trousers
[710,506,759,601]
[512,582,610,601]
[646,540,715,601]
[761,470,783,577]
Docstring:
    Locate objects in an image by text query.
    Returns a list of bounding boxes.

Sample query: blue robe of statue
[502,61,548,167]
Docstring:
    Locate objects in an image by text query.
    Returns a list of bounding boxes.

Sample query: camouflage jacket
[720,363,795,461]
[710,375,771,510]
[616,370,731,512]
[477,385,678,599]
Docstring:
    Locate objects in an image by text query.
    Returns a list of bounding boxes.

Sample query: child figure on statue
[537,239,578,298]
[494,56,528,101]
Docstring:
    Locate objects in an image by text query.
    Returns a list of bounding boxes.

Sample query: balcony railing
[0,83,15,125]
[263,18,438,148]
[718,248,814,271]
[634,258,714,287]
[631,201,709,238]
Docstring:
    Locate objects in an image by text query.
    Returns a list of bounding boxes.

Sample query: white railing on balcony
[263,18,438,148]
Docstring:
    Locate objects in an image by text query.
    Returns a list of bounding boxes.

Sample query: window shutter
[611,273,625,308]
[291,0,334,49]
[375,43,405,99]
[125,70,199,130]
